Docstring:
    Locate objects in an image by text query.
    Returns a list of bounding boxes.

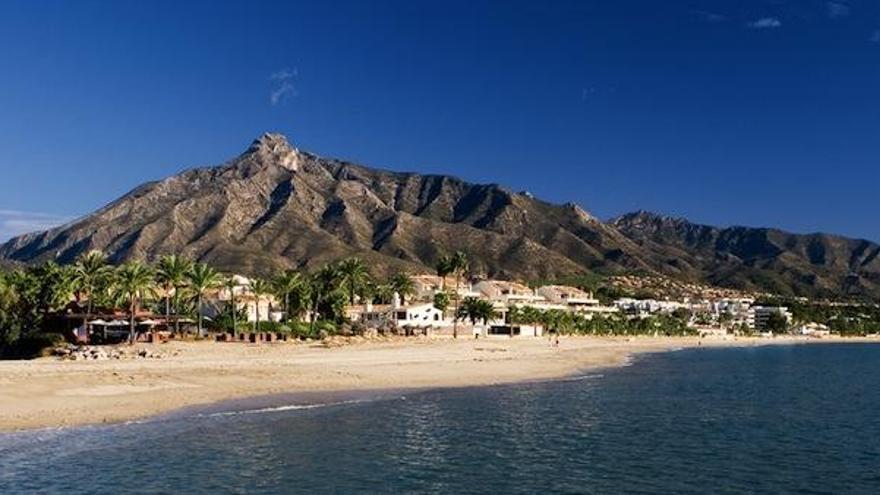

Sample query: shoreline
[1,335,877,433]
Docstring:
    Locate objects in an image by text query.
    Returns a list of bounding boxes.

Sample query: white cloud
[0,210,73,242]
[692,10,728,23]
[270,68,298,81]
[747,17,782,29]
[827,2,850,19]
[269,68,298,106]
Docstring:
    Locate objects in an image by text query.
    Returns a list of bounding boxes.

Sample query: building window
[396,311,407,320]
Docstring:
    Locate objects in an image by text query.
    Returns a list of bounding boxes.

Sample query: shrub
[1,332,65,359]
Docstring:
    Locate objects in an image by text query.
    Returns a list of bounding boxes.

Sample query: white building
[798,322,830,337]
[752,306,793,330]
[614,298,686,317]
[356,294,451,333]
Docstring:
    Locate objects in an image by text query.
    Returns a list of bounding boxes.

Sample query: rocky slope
[0,134,649,280]
[2,133,877,300]
[612,211,880,299]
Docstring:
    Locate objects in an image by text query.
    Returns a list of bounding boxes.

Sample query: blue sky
[1,0,878,242]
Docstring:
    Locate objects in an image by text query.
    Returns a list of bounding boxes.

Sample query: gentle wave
[198,398,376,418]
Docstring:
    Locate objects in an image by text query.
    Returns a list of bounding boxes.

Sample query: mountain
[0,134,650,280]
[2,133,877,300]
[611,211,880,300]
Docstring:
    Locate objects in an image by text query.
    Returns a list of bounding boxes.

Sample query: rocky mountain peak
[246,132,301,171]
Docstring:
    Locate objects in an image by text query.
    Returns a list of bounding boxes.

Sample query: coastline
[1,335,876,433]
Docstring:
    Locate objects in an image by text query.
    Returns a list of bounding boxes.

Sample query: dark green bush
[1,332,65,359]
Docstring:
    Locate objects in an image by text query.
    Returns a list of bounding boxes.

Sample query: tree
[448,251,469,339]
[273,270,307,323]
[370,282,395,304]
[71,251,112,338]
[435,255,453,290]
[433,291,450,313]
[223,275,240,336]
[764,312,789,333]
[187,263,220,337]
[115,262,155,344]
[457,297,498,326]
[309,263,343,333]
[338,257,370,306]
[389,272,415,305]
[156,255,192,334]
[249,278,272,332]
[0,271,20,348]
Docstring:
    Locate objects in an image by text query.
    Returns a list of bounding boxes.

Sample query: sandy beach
[0,335,874,432]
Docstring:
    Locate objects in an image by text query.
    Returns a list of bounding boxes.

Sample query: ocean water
[2,344,880,494]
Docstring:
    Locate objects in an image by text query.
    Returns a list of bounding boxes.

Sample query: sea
[1,343,879,494]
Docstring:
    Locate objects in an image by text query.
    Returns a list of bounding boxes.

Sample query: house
[535,285,618,315]
[537,285,599,308]
[798,322,831,337]
[473,280,547,306]
[355,294,450,333]
[410,274,478,302]
[202,275,281,323]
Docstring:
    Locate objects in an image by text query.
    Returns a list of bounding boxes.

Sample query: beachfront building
[798,322,831,337]
[614,298,687,317]
[202,275,281,323]
[534,285,619,316]
[537,285,599,309]
[355,293,452,334]
[709,298,756,328]
[410,274,476,302]
[752,306,793,330]
[474,280,547,306]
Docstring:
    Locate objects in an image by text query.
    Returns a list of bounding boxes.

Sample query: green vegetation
[432,291,450,313]
[508,305,695,336]
[0,253,434,357]
[437,251,469,338]
[3,248,879,358]
[457,297,498,325]
[756,296,880,336]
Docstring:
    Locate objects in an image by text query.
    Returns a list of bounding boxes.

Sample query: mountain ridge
[2,133,878,300]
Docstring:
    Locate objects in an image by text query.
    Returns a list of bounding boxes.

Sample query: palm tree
[457,297,498,326]
[309,263,342,333]
[115,262,155,344]
[71,251,111,337]
[156,255,192,335]
[249,278,272,332]
[187,263,221,337]
[449,251,469,338]
[273,270,305,322]
[223,275,240,336]
[435,255,453,291]
[338,257,370,306]
[389,272,415,305]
